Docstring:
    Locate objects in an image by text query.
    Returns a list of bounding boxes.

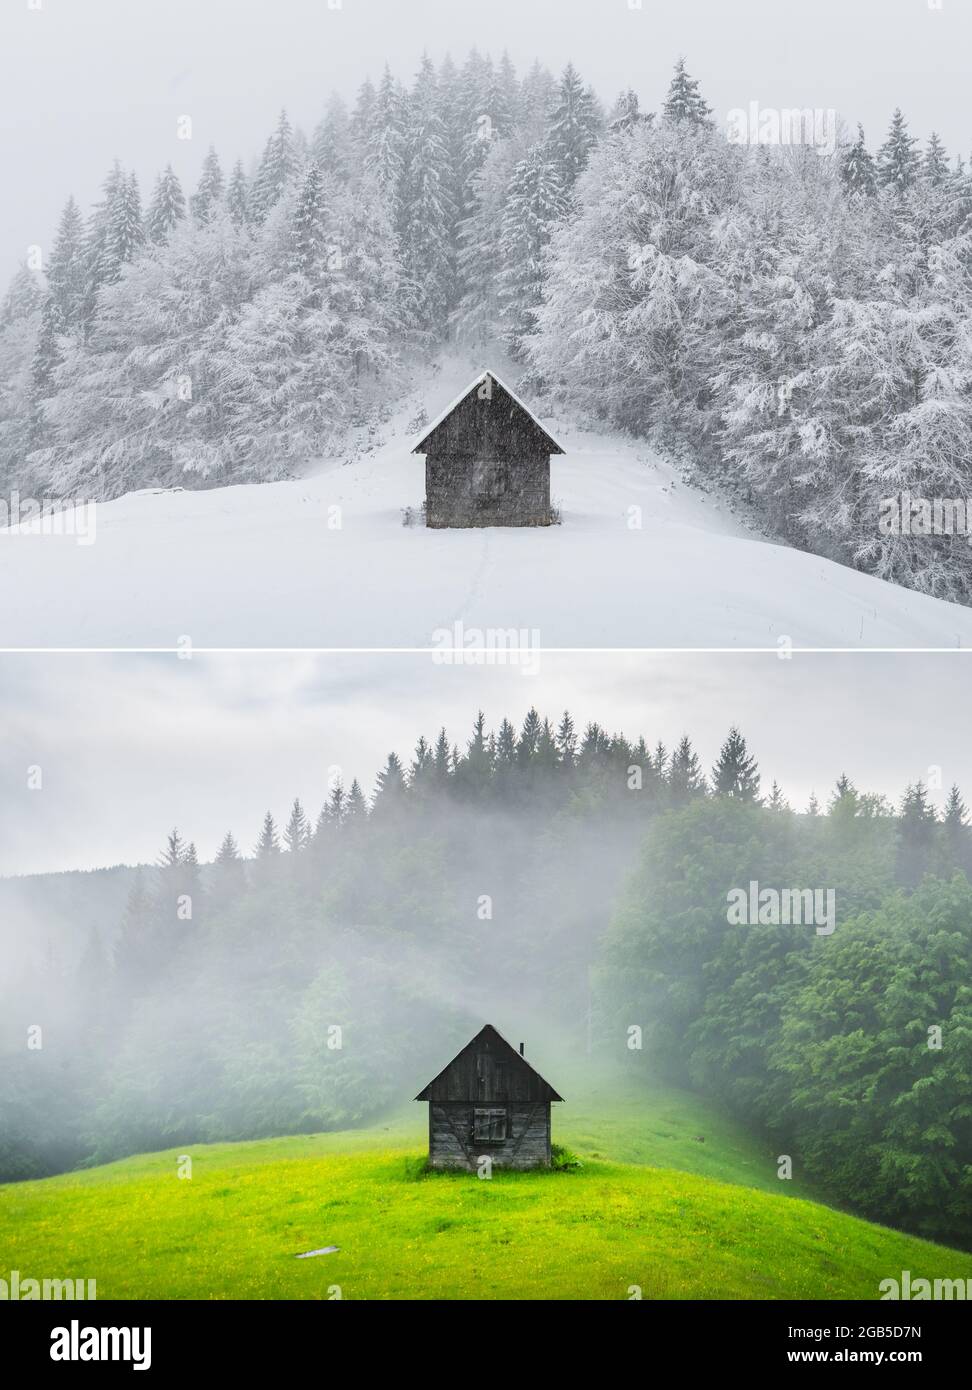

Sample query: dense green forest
[1,711,970,1249]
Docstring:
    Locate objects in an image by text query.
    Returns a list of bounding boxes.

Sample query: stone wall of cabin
[428,1101,552,1170]
[425,453,551,528]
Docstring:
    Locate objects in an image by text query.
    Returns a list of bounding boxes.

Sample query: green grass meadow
[3,1079,970,1300]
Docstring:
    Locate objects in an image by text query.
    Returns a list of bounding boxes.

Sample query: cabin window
[473,1108,508,1142]
[493,1061,508,1098]
[472,459,508,502]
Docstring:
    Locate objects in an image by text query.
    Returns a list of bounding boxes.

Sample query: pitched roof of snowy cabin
[410,370,566,456]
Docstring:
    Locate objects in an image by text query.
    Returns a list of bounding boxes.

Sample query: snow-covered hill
[3,365,972,650]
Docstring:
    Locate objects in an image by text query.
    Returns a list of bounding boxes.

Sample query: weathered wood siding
[419,379,557,528]
[428,1102,552,1170]
[426,453,550,527]
[418,1024,562,1170]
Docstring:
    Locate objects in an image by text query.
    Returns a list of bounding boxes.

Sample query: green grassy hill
[3,1079,969,1300]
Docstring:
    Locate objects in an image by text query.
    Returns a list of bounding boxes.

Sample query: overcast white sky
[2,0,969,282]
[1,650,971,876]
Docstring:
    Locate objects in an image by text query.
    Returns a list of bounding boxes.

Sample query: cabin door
[471,459,509,506]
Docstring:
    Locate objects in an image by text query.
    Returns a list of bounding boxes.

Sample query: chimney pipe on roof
[519,1042,524,1056]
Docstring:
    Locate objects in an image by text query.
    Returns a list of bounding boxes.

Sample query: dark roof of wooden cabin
[411,370,565,457]
[415,1024,564,1103]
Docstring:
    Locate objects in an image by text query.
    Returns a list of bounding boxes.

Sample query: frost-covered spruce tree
[2,266,43,325]
[798,144,972,600]
[436,54,470,274]
[401,55,455,334]
[146,165,186,242]
[922,131,949,186]
[0,267,43,488]
[453,132,525,345]
[226,160,250,226]
[454,48,495,202]
[520,60,557,144]
[251,110,299,222]
[80,162,126,325]
[840,125,876,196]
[311,93,353,181]
[42,212,254,498]
[714,153,851,540]
[498,143,566,356]
[332,174,406,386]
[877,108,919,193]
[46,196,86,331]
[101,172,145,285]
[662,58,713,126]
[29,200,86,454]
[530,115,736,444]
[349,76,377,166]
[543,62,602,192]
[290,161,329,284]
[190,147,224,223]
[609,89,645,133]
[365,65,407,223]
[493,51,522,136]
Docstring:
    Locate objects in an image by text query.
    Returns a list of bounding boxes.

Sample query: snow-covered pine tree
[290,161,329,284]
[41,210,254,498]
[435,53,468,273]
[531,116,735,444]
[226,160,250,225]
[543,62,602,191]
[0,267,42,333]
[455,48,495,201]
[101,171,145,284]
[609,89,645,133]
[146,165,186,242]
[922,131,949,186]
[498,142,566,355]
[365,65,407,225]
[454,132,525,345]
[0,266,44,480]
[349,76,377,165]
[311,93,353,181]
[877,108,919,193]
[520,60,557,144]
[494,51,522,135]
[190,147,225,222]
[46,196,86,329]
[79,162,137,326]
[662,58,713,126]
[401,55,455,333]
[251,111,299,222]
[328,172,405,386]
[840,125,876,196]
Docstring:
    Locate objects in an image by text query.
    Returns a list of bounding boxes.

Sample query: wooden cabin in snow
[411,370,565,528]
[416,1024,563,1170]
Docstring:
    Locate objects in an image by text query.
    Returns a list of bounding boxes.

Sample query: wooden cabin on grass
[411,370,565,528]
[416,1024,563,1170]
